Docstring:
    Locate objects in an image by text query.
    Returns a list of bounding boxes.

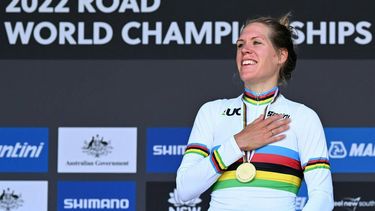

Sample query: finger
[267,118,290,131]
[253,114,264,124]
[246,114,264,128]
[259,114,284,127]
[270,125,290,136]
[267,134,287,144]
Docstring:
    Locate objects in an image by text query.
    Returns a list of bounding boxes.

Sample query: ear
[278,48,288,65]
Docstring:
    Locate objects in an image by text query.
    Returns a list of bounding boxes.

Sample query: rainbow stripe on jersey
[213,145,303,194]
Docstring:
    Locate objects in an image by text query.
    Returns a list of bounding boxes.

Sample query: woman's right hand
[234,114,290,151]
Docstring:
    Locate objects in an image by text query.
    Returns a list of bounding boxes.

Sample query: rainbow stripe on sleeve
[184,143,210,157]
[210,146,227,173]
[303,157,330,172]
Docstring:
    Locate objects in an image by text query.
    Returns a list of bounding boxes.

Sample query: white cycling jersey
[176,88,333,211]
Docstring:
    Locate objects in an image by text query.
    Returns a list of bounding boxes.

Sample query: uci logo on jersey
[222,108,241,116]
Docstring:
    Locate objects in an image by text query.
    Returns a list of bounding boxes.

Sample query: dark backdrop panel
[0,61,374,211]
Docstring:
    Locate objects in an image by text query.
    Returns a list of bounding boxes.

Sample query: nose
[240,43,254,54]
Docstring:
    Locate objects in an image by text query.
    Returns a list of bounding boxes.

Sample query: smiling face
[236,22,287,91]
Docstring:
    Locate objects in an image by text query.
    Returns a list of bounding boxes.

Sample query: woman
[176,14,333,211]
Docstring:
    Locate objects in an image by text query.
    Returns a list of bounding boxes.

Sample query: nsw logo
[168,188,202,211]
[0,188,24,211]
[334,197,363,211]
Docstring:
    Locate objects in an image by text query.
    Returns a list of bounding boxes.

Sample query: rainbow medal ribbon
[236,88,279,183]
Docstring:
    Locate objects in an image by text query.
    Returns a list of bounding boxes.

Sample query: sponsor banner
[0,180,48,211]
[146,181,210,211]
[58,127,137,173]
[333,182,375,211]
[0,128,48,172]
[146,128,190,173]
[326,128,375,173]
[58,181,136,211]
[0,0,375,59]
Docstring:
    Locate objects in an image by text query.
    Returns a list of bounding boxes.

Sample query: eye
[236,42,244,48]
[253,40,262,45]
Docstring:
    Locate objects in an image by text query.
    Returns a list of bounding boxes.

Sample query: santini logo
[64,198,129,209]
[0,188,24,210]
[329,141,375,158]
[168,188,202,211]
[153,145,186,156]
[0,142,44,158]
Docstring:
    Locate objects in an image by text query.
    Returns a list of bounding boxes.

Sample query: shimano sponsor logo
[64,198,129,209]
[153,145,186,156]
[0,142,44,158]
[329,141,375,158]
[168,189,202,211]
[334,197,375,210]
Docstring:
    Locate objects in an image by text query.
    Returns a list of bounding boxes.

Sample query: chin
[239,72,257,83]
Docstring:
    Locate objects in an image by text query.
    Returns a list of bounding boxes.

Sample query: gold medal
[236,162,256,183]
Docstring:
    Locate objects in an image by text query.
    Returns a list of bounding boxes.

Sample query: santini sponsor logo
[64,198,129,209]
[0,142,44,158]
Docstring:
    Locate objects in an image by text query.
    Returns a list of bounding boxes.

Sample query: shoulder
[279,95,323,132]
[198,95,242,113]
[279,95,320,119]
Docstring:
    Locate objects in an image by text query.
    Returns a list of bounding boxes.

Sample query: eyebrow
[237,36,265,43]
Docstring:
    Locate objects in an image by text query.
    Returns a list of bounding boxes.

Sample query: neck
[244,81,278,94]
[242,86,279,105]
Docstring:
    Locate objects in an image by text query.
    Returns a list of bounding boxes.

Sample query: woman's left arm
[296,106,334,211]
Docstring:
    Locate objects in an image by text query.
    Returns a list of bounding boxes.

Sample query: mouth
[242,59,257,66]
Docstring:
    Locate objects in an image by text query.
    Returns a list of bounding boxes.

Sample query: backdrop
[0,0,374,211]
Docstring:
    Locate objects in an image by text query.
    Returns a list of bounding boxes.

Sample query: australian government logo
[66,134,128,167]
[168,188,202,211]
[82,134,113,158]
[0,188,24,211]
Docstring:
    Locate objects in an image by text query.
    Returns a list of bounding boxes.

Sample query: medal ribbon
[241,88,279,163]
